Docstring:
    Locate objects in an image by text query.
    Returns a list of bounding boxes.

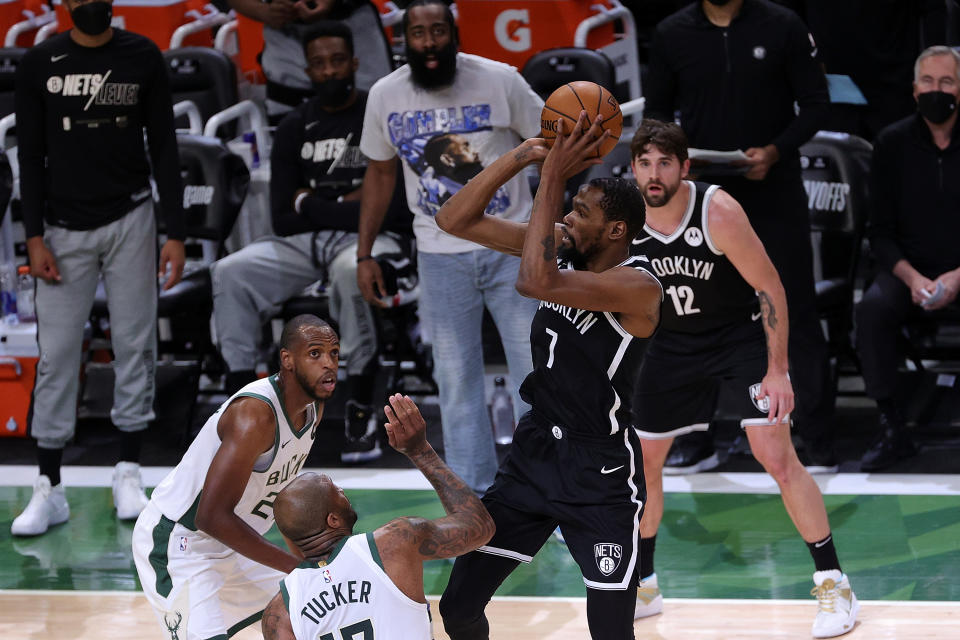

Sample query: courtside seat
[0,47,24,120]
[164,47,239,130]
[521,47,618,102]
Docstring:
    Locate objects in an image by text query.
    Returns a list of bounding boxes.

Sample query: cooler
[0,321,37,438]
[54,0,213,50]
[455,0,616,71]
[235,13,264,84]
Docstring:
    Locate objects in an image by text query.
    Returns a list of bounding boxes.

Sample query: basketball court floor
[2,465,958,638]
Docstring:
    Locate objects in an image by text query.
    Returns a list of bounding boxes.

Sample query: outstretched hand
[541,111,608,182]
[384,394,428,455]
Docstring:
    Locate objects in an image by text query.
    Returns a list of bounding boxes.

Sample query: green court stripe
[226,610,263,637]
[366,532,385,571]
[148,516,175,598]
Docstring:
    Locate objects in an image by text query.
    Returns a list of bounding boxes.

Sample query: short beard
[406,39,458,90]
[295,367,323,401]
[643,181,680,208]
[558,243,588,270]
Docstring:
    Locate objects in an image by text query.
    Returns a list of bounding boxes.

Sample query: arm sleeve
[770,17,829,156]
[143,47,186,240]
[358,82,397,162]
[14,53,47,238]
[866,132,905,272]
[506,68,544,139]
[643,26,677,123]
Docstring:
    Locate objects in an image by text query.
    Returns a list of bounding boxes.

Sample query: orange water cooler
[0,321,37,438]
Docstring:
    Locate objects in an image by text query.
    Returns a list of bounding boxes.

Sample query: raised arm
[193,398,302,573]
[373,394,494,601]
[435,139,547,256]
[261,592,296,640]
[707,190,794,424]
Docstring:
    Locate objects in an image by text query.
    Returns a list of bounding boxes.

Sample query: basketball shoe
[341,400,382,463]
[113,462,149,520]
[634,573,663,619]
[663,431,720,475]
[11,475,70,536]
[811,570,858,638]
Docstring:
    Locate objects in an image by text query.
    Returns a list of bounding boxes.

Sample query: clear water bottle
[490,376,515,445]
[0,261,17,324]
[16,265,35,322]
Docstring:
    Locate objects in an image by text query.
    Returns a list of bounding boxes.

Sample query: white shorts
[133,502,284,640]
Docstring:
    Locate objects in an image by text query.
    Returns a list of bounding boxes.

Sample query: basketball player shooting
[434,113,662,639]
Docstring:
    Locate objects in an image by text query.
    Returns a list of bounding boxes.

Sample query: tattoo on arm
[261,600,284,640]
[758,291,777,330]
[540,234,556,262]
[513,147,531,164]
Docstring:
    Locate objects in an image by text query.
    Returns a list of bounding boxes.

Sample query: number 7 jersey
[630,180,759,333]
[518,255,661,436]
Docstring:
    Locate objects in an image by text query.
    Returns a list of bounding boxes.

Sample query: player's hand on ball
[384,394,428,454]
[542,111,607,181]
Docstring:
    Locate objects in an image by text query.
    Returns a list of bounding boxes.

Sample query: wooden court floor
[0,591,957,639]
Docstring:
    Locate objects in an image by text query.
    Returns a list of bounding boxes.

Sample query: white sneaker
[11,475,70,536]
[811,570,858,638]
[113,462,149,520]
[634,573,663,619]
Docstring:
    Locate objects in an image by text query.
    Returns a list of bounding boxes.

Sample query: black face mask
[917,90,958,124]
[71,1,113,37]
[312,74,355,109]
[406,38,458,90]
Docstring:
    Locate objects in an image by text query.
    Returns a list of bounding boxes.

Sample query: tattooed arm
[435,138,551,256]
[261,592,296,640]
[707,189,794,424]
[373,394,495,603]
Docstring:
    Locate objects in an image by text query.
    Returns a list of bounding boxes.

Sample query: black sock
[38,446,63,487]
[807,533,841,573]
[119,430,143,463]
[640,535,657,580]
[347,374,376,407]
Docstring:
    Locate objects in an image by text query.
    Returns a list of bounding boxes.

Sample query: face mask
[917,90,958,124]
[312,75,354,108]
[71,1,113,36]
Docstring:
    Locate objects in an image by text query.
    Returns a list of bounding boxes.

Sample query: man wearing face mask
[644,0,837,475]
[211,22,411,464]
[854,46,960,471]
[357,0,544,496]
[11,0,185,536]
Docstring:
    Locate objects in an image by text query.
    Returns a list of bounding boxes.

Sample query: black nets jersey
[518,255,661,436]
[630,181,759,333]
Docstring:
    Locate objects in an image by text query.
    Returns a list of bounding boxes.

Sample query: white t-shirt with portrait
[361,53,544,253]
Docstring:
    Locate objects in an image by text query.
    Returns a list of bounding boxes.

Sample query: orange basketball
[540,81,623,158]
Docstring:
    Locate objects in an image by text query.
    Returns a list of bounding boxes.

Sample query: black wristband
[356,255,376,263]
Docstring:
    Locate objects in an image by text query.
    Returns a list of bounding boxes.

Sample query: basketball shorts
[132,502,283,640]
[633,321,788,439]
[478,412,644,590]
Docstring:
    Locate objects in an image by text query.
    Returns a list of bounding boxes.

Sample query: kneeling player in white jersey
[132,314,339,640]
[260,394,495,640]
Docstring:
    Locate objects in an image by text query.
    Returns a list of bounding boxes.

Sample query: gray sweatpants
[210,231,400,377]
[32,201,158,449]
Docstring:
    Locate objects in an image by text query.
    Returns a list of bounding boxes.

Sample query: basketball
[540,81,623,158]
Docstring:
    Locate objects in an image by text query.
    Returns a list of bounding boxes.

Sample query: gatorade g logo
[494,9,531,52]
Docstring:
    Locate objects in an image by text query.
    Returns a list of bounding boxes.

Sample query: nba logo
[178,536,188,552]
[594,543,622,576]
[323,569,333,584]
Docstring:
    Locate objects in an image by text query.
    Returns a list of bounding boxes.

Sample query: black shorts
[478,412,644,590]
[633,321,787,438]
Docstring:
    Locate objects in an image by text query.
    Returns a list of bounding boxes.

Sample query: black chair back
[521,47,618,102]
[164,47,239,129]
[0,48,25,120]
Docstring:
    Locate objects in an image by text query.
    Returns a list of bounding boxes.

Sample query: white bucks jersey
[149,375,319,536]
[281,533,432,640]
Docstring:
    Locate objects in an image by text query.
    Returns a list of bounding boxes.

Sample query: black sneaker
[727,433,752,458]
[801,448,839,474]
[860,413,917,472]
[663,431,719,475]
[341,400,382,464]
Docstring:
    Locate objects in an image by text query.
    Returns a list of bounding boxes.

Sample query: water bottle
[490,376,515,445]
[16,265,35,322]
[0,261,17,324]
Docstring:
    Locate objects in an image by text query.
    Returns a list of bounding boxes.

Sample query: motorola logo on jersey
[684,226,703,247]
[46,73,140,106]
[594,542,622,576]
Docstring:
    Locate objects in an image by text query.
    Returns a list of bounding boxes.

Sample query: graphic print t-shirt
[361,53,543,253]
